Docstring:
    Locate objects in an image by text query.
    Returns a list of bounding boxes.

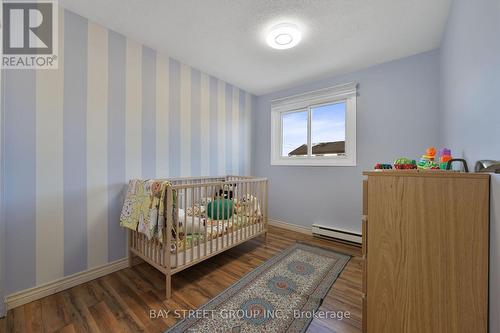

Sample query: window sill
[270,157,357,167]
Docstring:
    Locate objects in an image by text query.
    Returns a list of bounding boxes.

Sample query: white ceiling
[59,0,452,95]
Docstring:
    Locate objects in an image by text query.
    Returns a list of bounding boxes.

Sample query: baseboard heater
[311,224,362,245]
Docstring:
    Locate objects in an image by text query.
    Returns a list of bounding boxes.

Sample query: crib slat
[244,182,248,240]
[175,189,179,268]
[138,233,141,255]
[258,182,266,231]
[231,182,235,246]
[248,183,252,236]
[137,232,140,254]
[248,182,251,238]
[249,182,253,236]
[148,235,151,259]
[150,238,153,261]
[265,179,268,234]
[223,189,226,249]
[197,187,201,260]
[255,182,259,234]
[191,187,194,262]
[140,233,143,256]
[260,180,264,233]
[255,181,258,234]
[184,188,187,267]
[204,186,208,256]
[255,182,258,234]
[130,230,134,252]
[240,183,244,240]
[250,183,254,236]
[215,185,219,252]
[154,238,158,263]
[147,235,150,259]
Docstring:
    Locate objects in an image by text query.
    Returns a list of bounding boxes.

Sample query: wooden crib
[127,175,268,299]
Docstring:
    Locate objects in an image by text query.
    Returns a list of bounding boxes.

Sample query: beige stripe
[232,87,239,174]
[245,93,252,175]
[156,55,170,177]
[180,63,191,177]
[200,72,210,176]
[86,22,109,268]
[35,9,65,284]
[217,80,226,175]
[125,39,142,180]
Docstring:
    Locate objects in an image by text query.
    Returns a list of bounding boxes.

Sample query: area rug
[166,242,350,333]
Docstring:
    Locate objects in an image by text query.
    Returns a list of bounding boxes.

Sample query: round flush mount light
[266,23,302,50]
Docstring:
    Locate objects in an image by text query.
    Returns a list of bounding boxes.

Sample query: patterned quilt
[120,179,172,241]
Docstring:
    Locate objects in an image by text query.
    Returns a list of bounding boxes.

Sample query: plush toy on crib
[207,199,233,220]
[217,184,236,199]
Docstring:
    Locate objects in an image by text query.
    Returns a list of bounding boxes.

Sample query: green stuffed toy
[207,199,233,220]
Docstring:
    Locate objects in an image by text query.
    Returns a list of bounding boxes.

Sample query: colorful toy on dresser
[394,157,417,169]
[374,163,393,170]
[417,147,440,170]
[373,147,453,171]
[438,148,453,170]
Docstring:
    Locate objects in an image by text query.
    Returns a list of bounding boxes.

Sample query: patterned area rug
[166,242,350,333]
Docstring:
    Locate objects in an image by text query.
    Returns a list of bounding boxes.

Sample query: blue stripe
[225,84,233,174]
[107,31,127,262]
[169,59,181,177]
[141,46,156,179]
[191,69,202,176]
[4,70,37,294]
[0,98,4,314]
[209,77,218,176]
[63,10,88,275]
[239,90,246,175]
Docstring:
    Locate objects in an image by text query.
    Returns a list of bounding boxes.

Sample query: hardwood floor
[0,226,363,333]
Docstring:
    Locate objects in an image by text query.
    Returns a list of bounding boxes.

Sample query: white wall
[253,50,440,233]
[439,0,500,329]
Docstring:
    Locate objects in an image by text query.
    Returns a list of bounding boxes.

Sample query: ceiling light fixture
[266,23,302,50]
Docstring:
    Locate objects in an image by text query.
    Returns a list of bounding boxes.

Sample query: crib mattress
[170,224,263,268]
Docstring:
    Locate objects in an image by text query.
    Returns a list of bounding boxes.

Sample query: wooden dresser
[362,170,489,333]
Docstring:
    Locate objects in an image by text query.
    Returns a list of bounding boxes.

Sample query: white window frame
[271,82,357,166]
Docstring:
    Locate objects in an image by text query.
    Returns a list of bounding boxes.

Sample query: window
[271,82,357,166]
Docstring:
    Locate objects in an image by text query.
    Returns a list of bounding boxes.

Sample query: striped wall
[0,2,5,316]
[2,9,254,295]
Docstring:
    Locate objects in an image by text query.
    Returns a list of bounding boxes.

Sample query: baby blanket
[120,179,172,241]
